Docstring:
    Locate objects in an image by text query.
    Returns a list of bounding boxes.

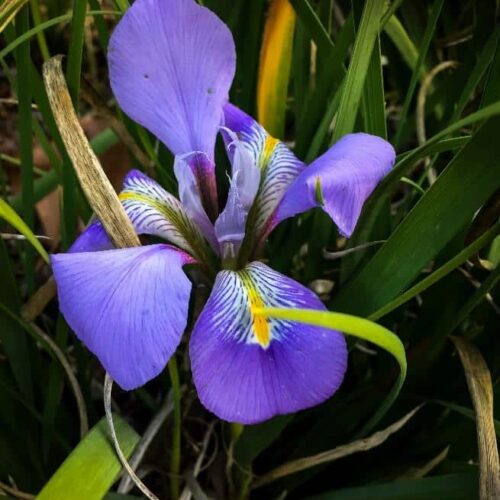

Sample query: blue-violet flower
[51,0,396,424]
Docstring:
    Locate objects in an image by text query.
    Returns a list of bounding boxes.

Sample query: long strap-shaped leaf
[334,115,500,317]
[257,0,296,138]
[256,307,406,435]
[332,0,386,141]
[37,416,139,500]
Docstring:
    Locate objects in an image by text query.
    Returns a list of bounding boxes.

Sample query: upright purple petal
[223,104,306,248]
[174,154,219,253]
[52,244,194,390]
[69,170,208,260]
[190,262,347,424]
[273,133,395,237]
[214,130,261,257]
[108,0,235,159]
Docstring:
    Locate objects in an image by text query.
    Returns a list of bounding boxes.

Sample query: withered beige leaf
[253,405,422,488]
[42,56,140,249]
[398,446,450,480]
[451,336,500,500]
[0,0,29,34]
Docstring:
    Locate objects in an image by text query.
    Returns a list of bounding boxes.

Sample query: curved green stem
[167,357,181,499]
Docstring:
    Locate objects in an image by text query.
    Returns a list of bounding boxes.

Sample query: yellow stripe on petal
[260,134,279,169]
[257,0,296,138]
[241,273,271,348]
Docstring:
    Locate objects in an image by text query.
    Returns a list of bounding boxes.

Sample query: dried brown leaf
[42,56,140,249]
[253,405,422,488]
[451,336,500,500]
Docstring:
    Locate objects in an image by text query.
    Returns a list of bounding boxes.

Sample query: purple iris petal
[215,130,261,257]
[69,220,112,253]
[273,133,395,237]
[174,154,219,253]
[222,104,306,247]
[108,0,236,160]
[69,169,206,257]
[52,244,194,390]
[190,262,347,424]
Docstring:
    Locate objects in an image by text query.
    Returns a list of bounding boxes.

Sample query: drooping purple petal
[69,170,207,258]
[108,0,236,159]
[222,104,306,248]
[214,129,261,257]
[52,244,194,390]
[273,133,396,237]
[190,262,347,424]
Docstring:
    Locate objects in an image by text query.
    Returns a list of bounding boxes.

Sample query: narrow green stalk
[29,0,50,60]
[15,5,35,293]
[332,0,386,141]
[66,0,88,105]
[62,0,89,246]
[167,357,181,500]
[231,422,244,441]
[230,423,251,500]
[114,0,129,13]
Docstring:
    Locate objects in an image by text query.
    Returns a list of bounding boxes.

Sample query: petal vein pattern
[215,129,261,256]
[190,262,348,424]
[223,104,305,246]
[108,0,235,159]
[274,133,396,237]
[52,244,193,390]
[70,170,208,260]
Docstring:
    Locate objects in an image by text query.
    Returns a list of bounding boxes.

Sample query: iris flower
[51,0,395,424]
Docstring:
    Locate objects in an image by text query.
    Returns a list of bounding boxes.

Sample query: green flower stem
[167,357,181,499]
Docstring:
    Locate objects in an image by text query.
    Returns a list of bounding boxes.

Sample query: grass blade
[0,238,33,401]
[14,4,35,291]
[361,34,387,138]
[331,0,386,141]
[289,0,334,54]
[37,416,139,500]
[334,115,500,316]
[383,15,420,75]
[450,28,500,123]
[305,473,478,499]
[369,222,500,321]
[0,199,49,262]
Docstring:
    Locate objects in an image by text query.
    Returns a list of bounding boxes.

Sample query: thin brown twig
[104,374,159,500]
[416,61,458,184]
[0,480,34,500]
[21,276,57,321]
[253,406,422,488]
[30,322,89,437]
